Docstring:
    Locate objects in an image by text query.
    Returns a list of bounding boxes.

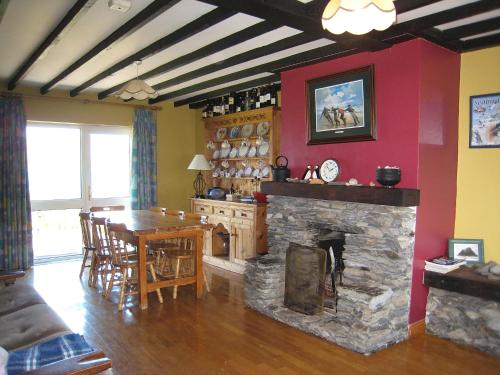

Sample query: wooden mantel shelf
[260,182,420,207]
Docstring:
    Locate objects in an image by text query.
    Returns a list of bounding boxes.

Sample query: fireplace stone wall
[245,195,417,354]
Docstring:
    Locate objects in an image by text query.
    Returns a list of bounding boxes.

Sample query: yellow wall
[156,102,198,211]
[455,46,500,262]
[1,86,198,212]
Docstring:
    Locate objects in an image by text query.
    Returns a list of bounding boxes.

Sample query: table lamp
[187,154,211,198]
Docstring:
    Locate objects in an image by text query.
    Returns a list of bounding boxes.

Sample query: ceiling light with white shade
[116,61,158,100]
[322,0,396,36]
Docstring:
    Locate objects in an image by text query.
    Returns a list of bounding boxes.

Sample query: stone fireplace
[245,183,419,354]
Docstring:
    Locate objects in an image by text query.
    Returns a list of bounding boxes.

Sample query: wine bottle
[224,95,229,114]
[270,85,277,107]
[202,102,208,119]
[228,92,235,113]
[250,89,256,110]
[265,85,271,106]
[208,99,214,117]
[244,91,251,111]
[235,93,242,112]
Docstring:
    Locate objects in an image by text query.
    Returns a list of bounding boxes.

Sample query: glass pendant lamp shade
[116,61,158,100]
[322,0,396,35]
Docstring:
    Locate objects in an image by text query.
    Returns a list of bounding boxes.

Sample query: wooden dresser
[191,198,267,273]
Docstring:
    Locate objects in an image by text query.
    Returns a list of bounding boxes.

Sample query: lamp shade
[188,154,211,171]
[116,79,159,100]
[322,0,396,35]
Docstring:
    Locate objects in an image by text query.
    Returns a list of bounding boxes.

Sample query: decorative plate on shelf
[229,126,240,139]
[244,166,253,177]
[241,124,254,138]
[216,127,227,141]
[261,165,270,177]
[229,167,236,177]
[239,144,249,158]
[236,168,244,178]
[229,147,238,158]
[257,122,270,136]
[212,149,220,159]
[248,145,257,158]
[252,168,261,178]
[212,168,221,178]
[220,147,230,158]
[258,140,269,156]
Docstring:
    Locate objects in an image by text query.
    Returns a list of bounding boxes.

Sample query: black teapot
[271,155,290,182]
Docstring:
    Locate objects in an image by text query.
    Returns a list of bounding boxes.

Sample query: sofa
[0,272,111,374]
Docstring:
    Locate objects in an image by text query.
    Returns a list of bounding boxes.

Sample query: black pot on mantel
[376,167,401,188]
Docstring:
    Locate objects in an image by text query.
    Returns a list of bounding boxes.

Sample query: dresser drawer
[234,209,254,220]
[213,206,233,217]
[194,204,213,215]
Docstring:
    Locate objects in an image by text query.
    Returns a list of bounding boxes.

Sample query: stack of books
[425,257,466,273]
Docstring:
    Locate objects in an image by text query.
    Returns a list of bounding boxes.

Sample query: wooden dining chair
[90,216,113,294]
[164,212,210,298]
[106,223,163,310]
[79,212,95,281]
[90,205,126,212]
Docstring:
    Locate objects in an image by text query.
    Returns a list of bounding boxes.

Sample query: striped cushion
[7,334,93,374]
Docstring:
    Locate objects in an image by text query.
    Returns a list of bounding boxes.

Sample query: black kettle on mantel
[271,155,290,182]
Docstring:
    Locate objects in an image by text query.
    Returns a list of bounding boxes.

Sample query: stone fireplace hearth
[245,186,418,354]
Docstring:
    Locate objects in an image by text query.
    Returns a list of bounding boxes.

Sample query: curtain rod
[0,91,162,111]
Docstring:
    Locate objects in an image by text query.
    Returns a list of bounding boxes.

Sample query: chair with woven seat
[90,205,125,212]
[106,223,163,310]
[90,216,113,294]
[79,212,95,282]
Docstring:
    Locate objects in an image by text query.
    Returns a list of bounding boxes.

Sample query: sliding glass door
[27,123,131,261]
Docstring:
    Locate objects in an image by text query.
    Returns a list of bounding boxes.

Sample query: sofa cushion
[7,334,93,375]
[0,284,45,316]
[0,304,71,351]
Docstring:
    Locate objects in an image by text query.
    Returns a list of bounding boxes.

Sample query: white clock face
[320,159,339,182]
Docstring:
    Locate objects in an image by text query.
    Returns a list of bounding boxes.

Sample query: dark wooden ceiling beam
[97,20,277,100]
[441,16,500,40]
[152,32,317,92]
[166,74,281,107]
[40,0,182,95]
[461,32,500,52]
[7,0,96,91]
[378,0,500,41]
[72,7,236,97]
[198,0,390,51]
[158,43,348,101]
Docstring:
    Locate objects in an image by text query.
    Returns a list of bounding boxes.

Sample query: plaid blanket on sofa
[7,334,93,374]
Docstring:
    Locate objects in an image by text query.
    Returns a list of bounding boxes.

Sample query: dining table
[93,209,212,310]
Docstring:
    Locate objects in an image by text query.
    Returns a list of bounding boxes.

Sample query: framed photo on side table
[307,65,376,145]
[469,92,500,148]
[448,239,484,265]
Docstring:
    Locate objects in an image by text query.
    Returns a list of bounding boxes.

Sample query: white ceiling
[0,0,499,104]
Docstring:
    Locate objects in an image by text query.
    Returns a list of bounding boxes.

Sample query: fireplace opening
[284,230,347,316]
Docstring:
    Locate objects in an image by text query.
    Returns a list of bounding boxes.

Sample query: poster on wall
[306,65,376,145]
[469,92,500,148]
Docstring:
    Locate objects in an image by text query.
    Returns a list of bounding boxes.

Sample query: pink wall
[280,39,459,323]
[410,42,460,322]
[281,41,422,187]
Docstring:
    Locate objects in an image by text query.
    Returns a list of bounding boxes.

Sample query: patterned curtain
[131,108,157,210]
[0,95,33,271]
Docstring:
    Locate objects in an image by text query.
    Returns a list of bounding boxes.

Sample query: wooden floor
[24,261,500,375]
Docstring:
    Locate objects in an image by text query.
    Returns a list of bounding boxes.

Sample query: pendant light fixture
[116,61,158,100]
[322,0,396,36]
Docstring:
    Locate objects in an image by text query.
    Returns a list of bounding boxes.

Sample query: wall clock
[319,159,340,183]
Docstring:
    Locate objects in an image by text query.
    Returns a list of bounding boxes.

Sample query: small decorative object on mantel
[271,155,290,182]
[448,239,485,265]
[469,92,500,148]
[345,178,361,186]
[307,65,376,144]
[309,178,325,185]
[319,158,340,183]
[302,165,313,180]
[376,166,401,187]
